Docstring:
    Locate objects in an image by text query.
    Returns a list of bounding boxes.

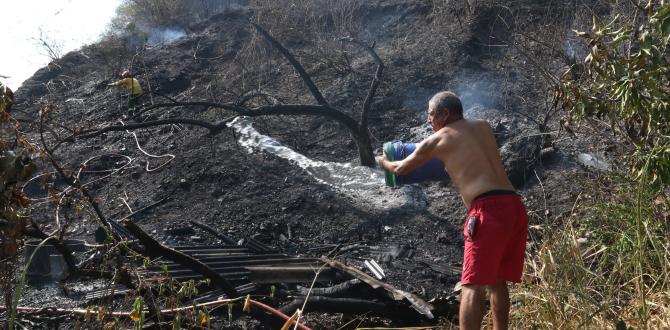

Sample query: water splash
[226,117,426,211]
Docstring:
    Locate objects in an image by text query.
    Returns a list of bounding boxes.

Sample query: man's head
[427,91,463,131]
[121,70,131,78]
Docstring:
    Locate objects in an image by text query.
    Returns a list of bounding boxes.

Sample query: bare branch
[52,117,237,151]
[341,38,384,128]
[39,106,120,241]
[57,102,363,144]
[139,101,243,114]
[236,91,284,107]
[250,22,329,106]
[53,101,373,164]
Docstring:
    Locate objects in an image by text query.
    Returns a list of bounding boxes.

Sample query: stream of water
[226,117,426,211]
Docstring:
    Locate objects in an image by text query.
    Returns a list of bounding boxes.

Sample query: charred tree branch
[116,197,170,222]
[56,103,362,149]
[52,117,238,151]
[340,38,385,129]
[54,100,375,165]
[250,22,328,106]
[39,107,117,241]
[295,279,363,297]
[140,101,243,113]
[237,91,283,107]
[279,296,419,319]
[188,220,237,245]
[321,257,434,319]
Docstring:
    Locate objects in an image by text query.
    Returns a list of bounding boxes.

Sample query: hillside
[5,1,613,328]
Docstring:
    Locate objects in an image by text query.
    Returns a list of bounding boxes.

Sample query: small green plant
[130,297,145,329]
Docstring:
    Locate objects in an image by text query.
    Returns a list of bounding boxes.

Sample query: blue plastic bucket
[383,141,449,187]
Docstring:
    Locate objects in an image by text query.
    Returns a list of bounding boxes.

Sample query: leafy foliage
[559,4,670,186]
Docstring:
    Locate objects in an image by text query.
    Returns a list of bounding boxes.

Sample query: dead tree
[52,23,383,166]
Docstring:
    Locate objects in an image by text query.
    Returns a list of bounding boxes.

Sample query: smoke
[455,76,497,114]
[564,39,577,62]
[147,27,186,45]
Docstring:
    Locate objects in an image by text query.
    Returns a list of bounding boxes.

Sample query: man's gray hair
[429,91,463,118]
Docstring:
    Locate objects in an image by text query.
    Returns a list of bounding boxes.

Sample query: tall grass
[511,175,670,329]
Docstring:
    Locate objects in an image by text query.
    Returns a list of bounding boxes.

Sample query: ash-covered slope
[12,1,586,323]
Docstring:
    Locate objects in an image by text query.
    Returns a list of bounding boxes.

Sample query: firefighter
[108,70,144,116]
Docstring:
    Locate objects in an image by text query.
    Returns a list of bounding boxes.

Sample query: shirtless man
[377,91,528,330]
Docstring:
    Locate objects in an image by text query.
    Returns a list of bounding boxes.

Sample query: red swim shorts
[461,192,528,285]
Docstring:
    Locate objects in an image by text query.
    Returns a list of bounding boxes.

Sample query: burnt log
[295,279,363,297]
[188,220,236,244]
[279,296,419,319]
[321,257,434,319]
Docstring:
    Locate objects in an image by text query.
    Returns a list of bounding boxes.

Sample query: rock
[437,232,449,244]
[179,178,191,190]
[540,146,556,161]
[577,153,610,171]
[500,135,543,188]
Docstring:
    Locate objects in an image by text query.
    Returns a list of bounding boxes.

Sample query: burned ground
[6,1,609,328]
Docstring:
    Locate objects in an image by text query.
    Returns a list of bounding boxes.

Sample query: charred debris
[4,0,555,328]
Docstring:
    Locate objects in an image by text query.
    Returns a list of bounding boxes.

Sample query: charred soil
[7,1,606,328]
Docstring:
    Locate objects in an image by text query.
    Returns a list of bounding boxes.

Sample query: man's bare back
[377,116,513,208]
[424,119,514,208]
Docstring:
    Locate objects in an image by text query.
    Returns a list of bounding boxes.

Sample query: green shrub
[559,4,670,186]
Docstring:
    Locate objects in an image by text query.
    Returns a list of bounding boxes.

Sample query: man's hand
[376,153,388,169]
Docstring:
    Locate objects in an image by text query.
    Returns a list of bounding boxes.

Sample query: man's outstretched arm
[377,135,439,175]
